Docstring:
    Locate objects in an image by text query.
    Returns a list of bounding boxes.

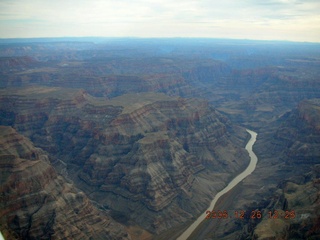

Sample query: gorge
[0,38,320,239]
[178,129,258,240]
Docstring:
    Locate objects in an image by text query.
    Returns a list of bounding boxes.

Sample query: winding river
[177,129,258,240]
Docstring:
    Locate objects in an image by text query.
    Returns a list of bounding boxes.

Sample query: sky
[0,0,319,42]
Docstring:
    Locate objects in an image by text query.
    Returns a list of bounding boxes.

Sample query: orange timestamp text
[205,210,295,220]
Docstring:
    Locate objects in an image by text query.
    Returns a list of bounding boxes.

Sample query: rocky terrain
[190,99,320,239]
[0,86,249,238]
[0,126,130,240]
[1,38,320,239]
[251,99,320,239]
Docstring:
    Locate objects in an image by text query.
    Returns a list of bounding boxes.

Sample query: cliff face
[274,99,320,164]
[214,99,320,240]
[80,96,234,210]
[0,126,130,240]
[78,95,249,235]
[1,39,320,239]
[0,87,122,163]
[0,56,37,72]
[189,99,320,240]
[2,46,319,124]
[244,163,320,240]
[0,87,249,235]
[247,99,320,240]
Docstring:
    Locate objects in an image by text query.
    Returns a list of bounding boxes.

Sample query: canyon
[0,126,130,239]
[187,98,320,239]
[0,38,320,239]
[0,86,249,238]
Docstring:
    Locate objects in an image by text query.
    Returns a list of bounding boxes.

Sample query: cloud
[0,0,319,42]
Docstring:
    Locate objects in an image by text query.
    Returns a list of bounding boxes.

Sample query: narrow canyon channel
[177,129,258,240]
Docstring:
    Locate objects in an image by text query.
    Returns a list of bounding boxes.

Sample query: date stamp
[205,210,295,220]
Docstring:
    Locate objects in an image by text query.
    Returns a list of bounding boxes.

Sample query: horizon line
[0,36,319,44]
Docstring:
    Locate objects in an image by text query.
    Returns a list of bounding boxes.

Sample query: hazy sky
[0,0,319,42]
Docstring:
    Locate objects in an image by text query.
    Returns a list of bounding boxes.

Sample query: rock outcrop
[1,38,320,239]
[249,164,320,240]
[80,96,235,209]
[0,87,249,235]
[246,99,320,240]
[211,99,320,240]
[0,56,37,72]
[0,126,130,240]
[187,99,320,240]
[274,99,320,164]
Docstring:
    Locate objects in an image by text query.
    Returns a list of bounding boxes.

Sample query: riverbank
[177,129,258,240]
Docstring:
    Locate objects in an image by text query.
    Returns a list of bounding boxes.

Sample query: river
[177,129,258,240]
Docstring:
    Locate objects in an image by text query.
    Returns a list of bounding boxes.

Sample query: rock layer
[0,126,130,240]
[211,99,320,240]
[0,87,249,235]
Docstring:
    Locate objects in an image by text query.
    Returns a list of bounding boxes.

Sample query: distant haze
[0,0,319,42]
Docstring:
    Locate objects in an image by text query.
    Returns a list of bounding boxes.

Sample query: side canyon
[1,38,320,239]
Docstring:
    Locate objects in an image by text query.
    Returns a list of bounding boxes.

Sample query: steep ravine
[0,87,250,236]
[178,129,258,240]
[0,126,130,240]
[192,99,320,239]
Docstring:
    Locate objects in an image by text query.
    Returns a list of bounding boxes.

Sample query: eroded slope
[0,87,249,236]
[0,126,130,240]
